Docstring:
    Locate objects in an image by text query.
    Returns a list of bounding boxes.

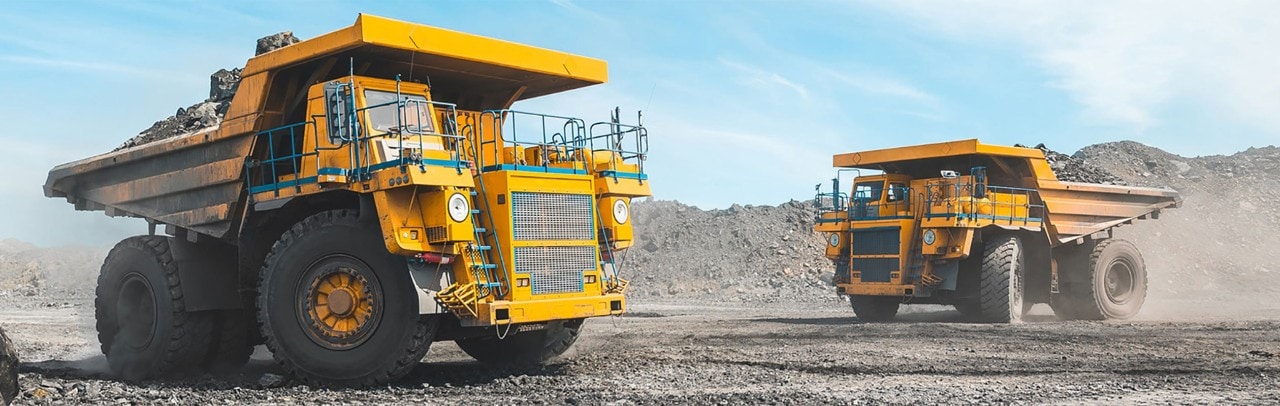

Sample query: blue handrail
[246,79,469,197]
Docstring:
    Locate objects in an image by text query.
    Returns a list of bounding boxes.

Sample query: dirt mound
[622,200,837,304]
[0,239,104,298]
[1075,141,1280,308]
[114,32,300,151]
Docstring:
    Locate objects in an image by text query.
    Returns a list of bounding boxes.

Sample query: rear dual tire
[1051,239,1147,320]
[95,236,216,381]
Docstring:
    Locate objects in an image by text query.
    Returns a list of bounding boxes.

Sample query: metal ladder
[437,128,509,318]
[904,195,939,286]
[466,184,507,298]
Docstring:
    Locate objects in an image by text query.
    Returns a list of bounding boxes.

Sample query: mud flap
[170,238,240,311]
[933,260,960,291]
[407,260,452,314]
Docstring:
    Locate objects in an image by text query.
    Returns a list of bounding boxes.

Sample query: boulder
[208,68,242,102]
[0,325,18,405]
[255,31,300,56]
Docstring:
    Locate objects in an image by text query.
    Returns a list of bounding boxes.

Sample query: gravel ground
[3,294,1278,405]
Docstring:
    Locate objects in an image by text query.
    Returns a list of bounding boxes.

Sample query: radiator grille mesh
[515,246,595,294]
[511,192,594,241]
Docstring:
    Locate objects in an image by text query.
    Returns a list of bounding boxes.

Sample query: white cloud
[822,68,940,107]
[719,58,812,102]
[877,1,1280,136]
[0,55,185,81]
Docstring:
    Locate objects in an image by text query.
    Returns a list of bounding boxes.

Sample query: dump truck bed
[44,14,609,240]
[1038,181,1180,243]
[833,139,1181,244]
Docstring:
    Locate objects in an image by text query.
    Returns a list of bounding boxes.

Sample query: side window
[853,182,883,202]
[886,182,908,202]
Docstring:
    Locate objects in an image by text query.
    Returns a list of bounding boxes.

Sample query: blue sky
[2,1,1278,246]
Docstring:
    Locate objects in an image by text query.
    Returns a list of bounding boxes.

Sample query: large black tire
[203,309,255,374]
[850,295,900,322]
[455,319,583,366]
[95,236,214,381]
[1053,239,1147,320]
[257,210,437,387]
[0,326,18,405]
[976,235,1025,323]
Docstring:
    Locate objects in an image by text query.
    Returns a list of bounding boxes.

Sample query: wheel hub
[299,257,382,350]
[1105,260,1135,303]
[116,273,157,351]
[327,288,355,316]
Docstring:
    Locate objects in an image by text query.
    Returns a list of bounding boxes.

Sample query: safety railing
[474,110,589,174]
[924,182,1046,226]
[246,79,468,198]
[587,108,648,182]
[245,121,324,198]
[813,190,848,224]
[848,188,913,221]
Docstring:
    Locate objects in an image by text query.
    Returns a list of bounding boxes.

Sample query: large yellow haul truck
[44,14,650,386]
[814,140,1177,323]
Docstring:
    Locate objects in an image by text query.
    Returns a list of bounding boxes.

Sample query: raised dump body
[44,14,651,386]
[815,139,1178,323]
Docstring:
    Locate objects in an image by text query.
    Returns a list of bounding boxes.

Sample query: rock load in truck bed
[1015,143,1126,185]
[114,32,301,151]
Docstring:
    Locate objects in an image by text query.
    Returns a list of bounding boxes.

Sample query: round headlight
[828,233,840,247]
[923,229,936,245]
[447,193,469,222]
[612,199,630,224]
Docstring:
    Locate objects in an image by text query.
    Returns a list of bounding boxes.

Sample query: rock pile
[0,239,105,298]
[622,200,838,304]
[1017,143,1126,184]
[114,32,300,151]
[255,32,300,56]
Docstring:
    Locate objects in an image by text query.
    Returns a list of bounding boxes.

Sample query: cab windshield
[853,181,883,202]
[364,90,434,134]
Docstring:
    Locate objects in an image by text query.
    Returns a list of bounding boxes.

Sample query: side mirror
[324,82,360,144]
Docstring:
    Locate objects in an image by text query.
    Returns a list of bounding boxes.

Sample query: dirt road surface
[3,293,1278,405]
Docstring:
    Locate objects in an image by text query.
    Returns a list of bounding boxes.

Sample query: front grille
[514,246,595,295]
[852,227,900,255]
[852,258,897,282]
[511,192,595,241]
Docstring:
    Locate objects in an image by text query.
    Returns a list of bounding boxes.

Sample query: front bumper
[837,282,914,296]
[464,293,626,327]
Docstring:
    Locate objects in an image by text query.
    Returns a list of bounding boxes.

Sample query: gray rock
[0,326,17,405]
[209,68,242,102]
[258,373,287,388]
[255,31,300,56]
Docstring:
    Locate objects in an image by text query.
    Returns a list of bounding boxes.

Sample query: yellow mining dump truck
[814,140,1179,323]
[43,14,650,386]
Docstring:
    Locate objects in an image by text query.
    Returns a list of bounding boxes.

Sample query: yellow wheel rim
[299,255,382,349]
[310,271,373,335]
